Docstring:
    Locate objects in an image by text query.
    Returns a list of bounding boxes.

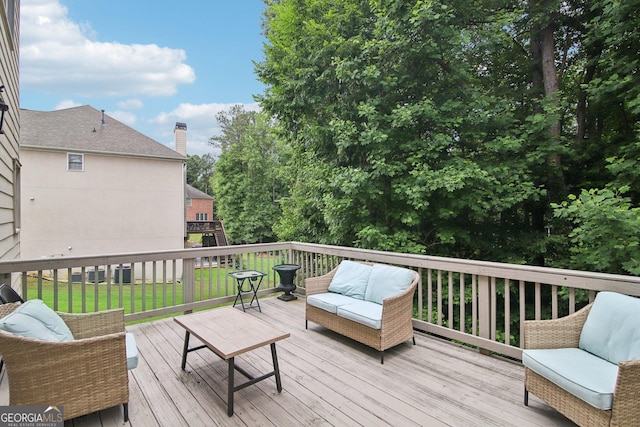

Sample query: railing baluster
[53,270,59,312]
[569,287,576,314]
[504,278,510,346]
[472,274,477,336]
[141,262,147,312]
[448,271,454,329]
[427,268,433,324]
[162,260,167,307]
[106,265,112,310]
[20,272,27,301]
[519,280,525,348]
[534,282,541,320]
[172,260,177,305]
[152,261,157,309]
[129,264,135,314]
[477,275,490,340]
[490,276,497,341]
[2,242,640,359]
[459,273,465,333]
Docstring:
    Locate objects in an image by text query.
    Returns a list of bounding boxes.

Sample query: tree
[186,154,215,195]
[210,106,285,244]
[552,187,640,275]
[256,0,640,273]
[258,0,549,261]
[548,0,640,274]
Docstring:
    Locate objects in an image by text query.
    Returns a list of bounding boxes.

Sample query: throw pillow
[0,299,74,341]
[579,291,640,364]
[364,264,416,304]
[328,260,372,299]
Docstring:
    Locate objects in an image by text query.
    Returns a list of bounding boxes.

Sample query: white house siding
[20,149,185,261]
[0,0,21,286]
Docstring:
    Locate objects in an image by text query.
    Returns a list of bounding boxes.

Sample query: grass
[24,253,286,321]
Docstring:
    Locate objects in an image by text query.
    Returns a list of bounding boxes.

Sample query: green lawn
[24,253,285,317]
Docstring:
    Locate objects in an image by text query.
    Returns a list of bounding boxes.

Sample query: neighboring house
[185,183,213,222]
[20,106,187,260]
[185,183,228,247]
[0,1,21,285]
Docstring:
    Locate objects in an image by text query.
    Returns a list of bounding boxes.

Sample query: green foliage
[252,0,640,275]
[552,188,640,275]
[258,0,552,260]
[211,106,286,244]
[186,154,215,195]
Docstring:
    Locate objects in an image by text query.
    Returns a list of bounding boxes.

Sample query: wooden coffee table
[174,307,290,416]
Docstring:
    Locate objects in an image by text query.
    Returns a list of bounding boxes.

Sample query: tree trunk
[530,1,565,200]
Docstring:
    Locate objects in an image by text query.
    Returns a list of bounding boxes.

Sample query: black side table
[229,270,267,312]
[273,264,301,301]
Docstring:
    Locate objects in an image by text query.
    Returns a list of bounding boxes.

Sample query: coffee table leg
[228,357,235,416]
[181,331,190,370]
[271,343,282,392]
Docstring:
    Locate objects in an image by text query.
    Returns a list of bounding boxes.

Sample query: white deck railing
[2,241,639,360]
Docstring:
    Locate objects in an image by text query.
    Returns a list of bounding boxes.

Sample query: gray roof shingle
[186,183,213,200]
[20,105,186,161]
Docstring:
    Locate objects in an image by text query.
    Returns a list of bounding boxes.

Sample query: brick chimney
[174,122,187,155]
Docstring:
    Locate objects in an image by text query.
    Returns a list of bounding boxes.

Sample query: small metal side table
[229,270,267,312]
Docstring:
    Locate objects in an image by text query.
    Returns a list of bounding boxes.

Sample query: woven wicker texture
[0,306,129,420]
[524,302,640,426]
[305,262,419,354]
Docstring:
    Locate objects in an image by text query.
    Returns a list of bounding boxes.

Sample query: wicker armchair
[523,302,640,426]
[0,303,130,421]
[305,262,419,363]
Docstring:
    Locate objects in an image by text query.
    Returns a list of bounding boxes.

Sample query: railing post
[183,258,195,313]
[477,275,491,355]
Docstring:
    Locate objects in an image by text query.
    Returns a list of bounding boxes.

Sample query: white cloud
[20,0,196,97]
[108,110,138,126]
[149,102,261,156]
[117,99,144,110]
[54,99,82,110]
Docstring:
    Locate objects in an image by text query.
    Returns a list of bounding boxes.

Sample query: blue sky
[20,0,266,155]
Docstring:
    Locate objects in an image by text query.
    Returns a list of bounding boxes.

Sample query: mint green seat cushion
[327,261,372,299]
[0,299,74,342]
[579,291,640,364]
[126,332,139,370]
[336,300,383,329]
[523,348,618,410]
[364,264,416,304]
[307,292,361,314]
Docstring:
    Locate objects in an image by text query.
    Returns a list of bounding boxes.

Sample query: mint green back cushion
[364,264,416,304]
[0,299,74,341]
[328,261,372,299]
[579,292,640,364]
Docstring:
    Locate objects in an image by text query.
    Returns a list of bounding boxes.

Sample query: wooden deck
[1,296,575,426]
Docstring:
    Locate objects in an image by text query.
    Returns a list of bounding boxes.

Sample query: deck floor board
[1,296,575,426]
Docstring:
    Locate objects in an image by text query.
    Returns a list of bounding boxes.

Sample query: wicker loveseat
[523,291,640,426]
[0,301,135,421]
[305,260,419,363]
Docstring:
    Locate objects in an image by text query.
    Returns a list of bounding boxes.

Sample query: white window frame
[67,153,84,171]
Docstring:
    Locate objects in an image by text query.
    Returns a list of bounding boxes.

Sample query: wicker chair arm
[523,302,593,349]
[0,330,128,417]
[610,360,640,426]
[304,267,338,296]
[0,302,19,317]
[58,308,125,339]
[381,274,419,327]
